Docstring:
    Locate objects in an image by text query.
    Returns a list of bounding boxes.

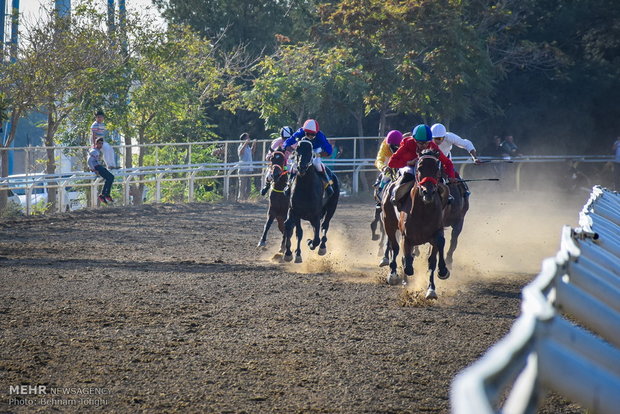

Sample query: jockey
[261,126,295,196]
[430,123,480,197]
[374,130,403,199]
[388,124,456,208]
[283,119,334,197]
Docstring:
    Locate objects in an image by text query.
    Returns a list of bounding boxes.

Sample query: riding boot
[438,182,453,207]
[321,169,334,197]
[391,173,414,210]
[462,181,471,198]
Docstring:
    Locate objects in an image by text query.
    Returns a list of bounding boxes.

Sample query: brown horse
[257,151,290,252]
[381,150,450,299]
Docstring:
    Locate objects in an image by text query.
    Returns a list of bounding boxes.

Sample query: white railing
[450,186,620,414]
[0,138,615,215]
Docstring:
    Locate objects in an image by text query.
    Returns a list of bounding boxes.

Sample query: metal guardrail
[450,186,620,414]
[0,138,615,214]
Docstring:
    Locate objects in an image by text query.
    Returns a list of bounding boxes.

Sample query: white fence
[0,138,615,215]
[451,186,620,413]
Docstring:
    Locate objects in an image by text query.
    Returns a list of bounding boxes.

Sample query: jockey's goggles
[305,133,316,138]
[433,136,445,141]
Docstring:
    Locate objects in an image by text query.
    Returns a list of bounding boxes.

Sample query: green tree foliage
[152,0,322,55]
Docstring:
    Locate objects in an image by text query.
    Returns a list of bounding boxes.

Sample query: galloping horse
[443,180,469,265]
[283,140,340,263]
[381,149,450,299]
[257,151,290,252]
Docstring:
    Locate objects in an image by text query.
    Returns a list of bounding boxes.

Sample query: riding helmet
[302,119,319,134]
[412,124,432,142]
[280,126,294,138]
[385,130,403,146]
[430,123,447,138]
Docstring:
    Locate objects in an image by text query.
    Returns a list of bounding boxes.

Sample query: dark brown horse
[381,150,450,299]
[257,151,290,252]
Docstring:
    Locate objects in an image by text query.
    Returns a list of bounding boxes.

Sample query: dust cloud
[258,186,589,299]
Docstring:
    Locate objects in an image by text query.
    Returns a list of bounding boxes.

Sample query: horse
[381,149,450,299]
[443,178,469,265]
[371,169,397,267]
[257,151,290,252]
[283,139,340,263]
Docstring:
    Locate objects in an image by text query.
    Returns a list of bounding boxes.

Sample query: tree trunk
[0,110,20,210]
[45,112,58,212]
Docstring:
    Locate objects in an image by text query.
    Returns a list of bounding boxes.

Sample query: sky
[19,0,164,26]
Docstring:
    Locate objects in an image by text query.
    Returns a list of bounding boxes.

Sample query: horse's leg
[283,213,297,262]
[277,217,286,253]
[317,198,338,256]
[402,237,415,285]
[436,229,450,280]
[371,205,381,241]
[294,221,304,263]
[307,216,322,252]
[379,239,390,267]
[257,214,275,248]
[426,244,438,300]
[446,220,463,266]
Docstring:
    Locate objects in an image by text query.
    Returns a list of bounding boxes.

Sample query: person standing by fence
[90,110,117,169]
[237,132,256,200]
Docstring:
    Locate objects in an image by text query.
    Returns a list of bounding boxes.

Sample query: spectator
[237,132,256,200]
[88,137,115,205]
[90,110,117,169]
[613,136,620,191]
[500,135,522,158]
[481,136,503,158]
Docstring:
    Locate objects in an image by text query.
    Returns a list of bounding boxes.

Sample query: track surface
[0,190,586,413]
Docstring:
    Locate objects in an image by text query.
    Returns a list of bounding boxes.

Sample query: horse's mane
[420,148,439,158]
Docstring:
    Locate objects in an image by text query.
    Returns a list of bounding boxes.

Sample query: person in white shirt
[430,123,481,197]
[90,110,117,169]
[430,123,480,163]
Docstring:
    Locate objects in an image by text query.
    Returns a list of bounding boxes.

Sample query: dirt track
[0,189,587,413]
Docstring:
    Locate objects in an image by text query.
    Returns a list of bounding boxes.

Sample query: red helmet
[302,119,319,134]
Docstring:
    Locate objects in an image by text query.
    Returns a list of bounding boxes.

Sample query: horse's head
[295,139,314,175]
[416,149,440,204]
[268,151,287,182]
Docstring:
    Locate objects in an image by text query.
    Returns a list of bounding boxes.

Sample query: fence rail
[450,186,620,414]
[0,139,615,215]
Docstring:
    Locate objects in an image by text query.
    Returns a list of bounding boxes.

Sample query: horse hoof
[379,257,389,267]
[307,239,316,250]
[371,234,380,241]
[279,247,285,254]
[386,273,401,286]
[257,240,266,248]
[425,288,438,300]
[446,256,453,266]
[294,255,303,263]
[438,268,450,280]
[283,254,293,262]
[318,247,327,256]
[404,266,414,276]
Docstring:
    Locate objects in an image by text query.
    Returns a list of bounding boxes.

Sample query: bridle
[295,140,314,174]
[415,154,440,188]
